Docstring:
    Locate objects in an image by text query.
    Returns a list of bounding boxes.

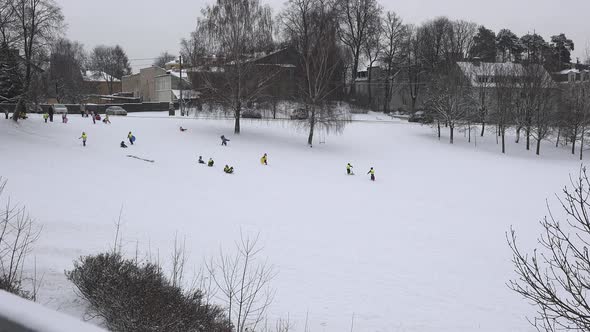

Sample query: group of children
[43,112,69,123]
[346,163,376,181]
[77,131,136,148]
[196,152,269,175]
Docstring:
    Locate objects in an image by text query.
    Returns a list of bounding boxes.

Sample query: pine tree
[469,26,496,62]
[550,33,574,71]
[520,33,548,64]
[496,29,523,62]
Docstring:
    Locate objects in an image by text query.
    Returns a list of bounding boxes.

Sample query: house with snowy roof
[83,70,122,96]
[552,66,590,84]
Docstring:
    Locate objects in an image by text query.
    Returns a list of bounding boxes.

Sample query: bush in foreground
[66,252,230,332]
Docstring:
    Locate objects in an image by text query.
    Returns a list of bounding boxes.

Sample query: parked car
[105,106,127,116]
[53,104,68,114]
[290,108,308,120]
[28,105,43,113]
[242,110,262,119]
[408,110,433,124]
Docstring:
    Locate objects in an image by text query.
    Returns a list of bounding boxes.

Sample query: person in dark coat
[198,156,205,164]
[91,112,96,124]
[121,141,128,148]
[220,135,230,146]
[48,105,54,122]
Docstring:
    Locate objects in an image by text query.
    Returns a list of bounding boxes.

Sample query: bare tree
[562,82,590,160]
[521,64,556,155]
[492,64,519,153]
[48,38,86,103]
[207,233,276,332]
[425,61,475,143]
[181,21,210,69]
[283,0,350,146]
[88,45,131,94]
[154,51,176,69]
[335,0,381,98]
[379,11,406,113]
[448,20,477,61]
[0,178,41,299]
[508,167,590,331]
[10,0,64,121]
[402,25,425,113]
[361,11,382,109]
[199,0,275,134]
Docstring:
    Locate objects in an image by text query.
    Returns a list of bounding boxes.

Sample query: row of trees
[179,0,582,145]
[423,60,590,158]
[0,0,133,120]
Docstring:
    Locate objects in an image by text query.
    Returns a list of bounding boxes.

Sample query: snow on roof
[84,70,120,82]
[457,61,524,77]
[172,89,200,99]
[558,68,585,74]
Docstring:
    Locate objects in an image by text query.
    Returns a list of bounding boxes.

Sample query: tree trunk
[234,102,241,134]
[449,125,454,144]
[367,67,373,109]
[516,127,521,143]
[536,138,541,155]
[502,129,506,154]
[437,120,441,140]
[272,101,277,119]
[480,122,485,137]
[572,127,578,155]
[468,122,471,143]
[526,126,530,150]
[581,126,585,161]
[556,127,561,147]
[307,107,315,146]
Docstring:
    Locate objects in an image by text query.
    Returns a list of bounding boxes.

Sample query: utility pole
[179,55,184,116]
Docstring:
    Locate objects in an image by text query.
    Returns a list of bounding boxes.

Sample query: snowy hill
[0,113,583,331]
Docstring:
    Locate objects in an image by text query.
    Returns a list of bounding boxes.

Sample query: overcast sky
[57,0,590,72]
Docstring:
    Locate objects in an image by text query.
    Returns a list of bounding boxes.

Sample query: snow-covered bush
[66,252,230,332]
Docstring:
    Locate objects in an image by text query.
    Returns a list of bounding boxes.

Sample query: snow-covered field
[0,112,584,331]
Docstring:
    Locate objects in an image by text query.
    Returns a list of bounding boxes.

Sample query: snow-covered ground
[0,112,584,331]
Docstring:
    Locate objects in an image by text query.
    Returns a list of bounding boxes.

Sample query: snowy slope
[0,113,583,332]
[0,290,107,332]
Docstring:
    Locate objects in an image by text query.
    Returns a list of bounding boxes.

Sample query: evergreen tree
[469,26,496,62]
[520,33,548,64]
[550,33,574,70]
[496,29,523,62]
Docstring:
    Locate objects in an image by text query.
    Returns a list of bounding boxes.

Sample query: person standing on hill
[91,112,96,124]
[367,167,375,181]
[220,135,230,146]
[43,112,49,123]
[48,105,54,122]
[79,132,87,146]
[346,163,354,175]
[260,153,268,165]
[128,131,135,145]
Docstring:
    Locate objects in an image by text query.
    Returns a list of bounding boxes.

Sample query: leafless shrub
[207,232,277,332]
[0,177,41,300]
